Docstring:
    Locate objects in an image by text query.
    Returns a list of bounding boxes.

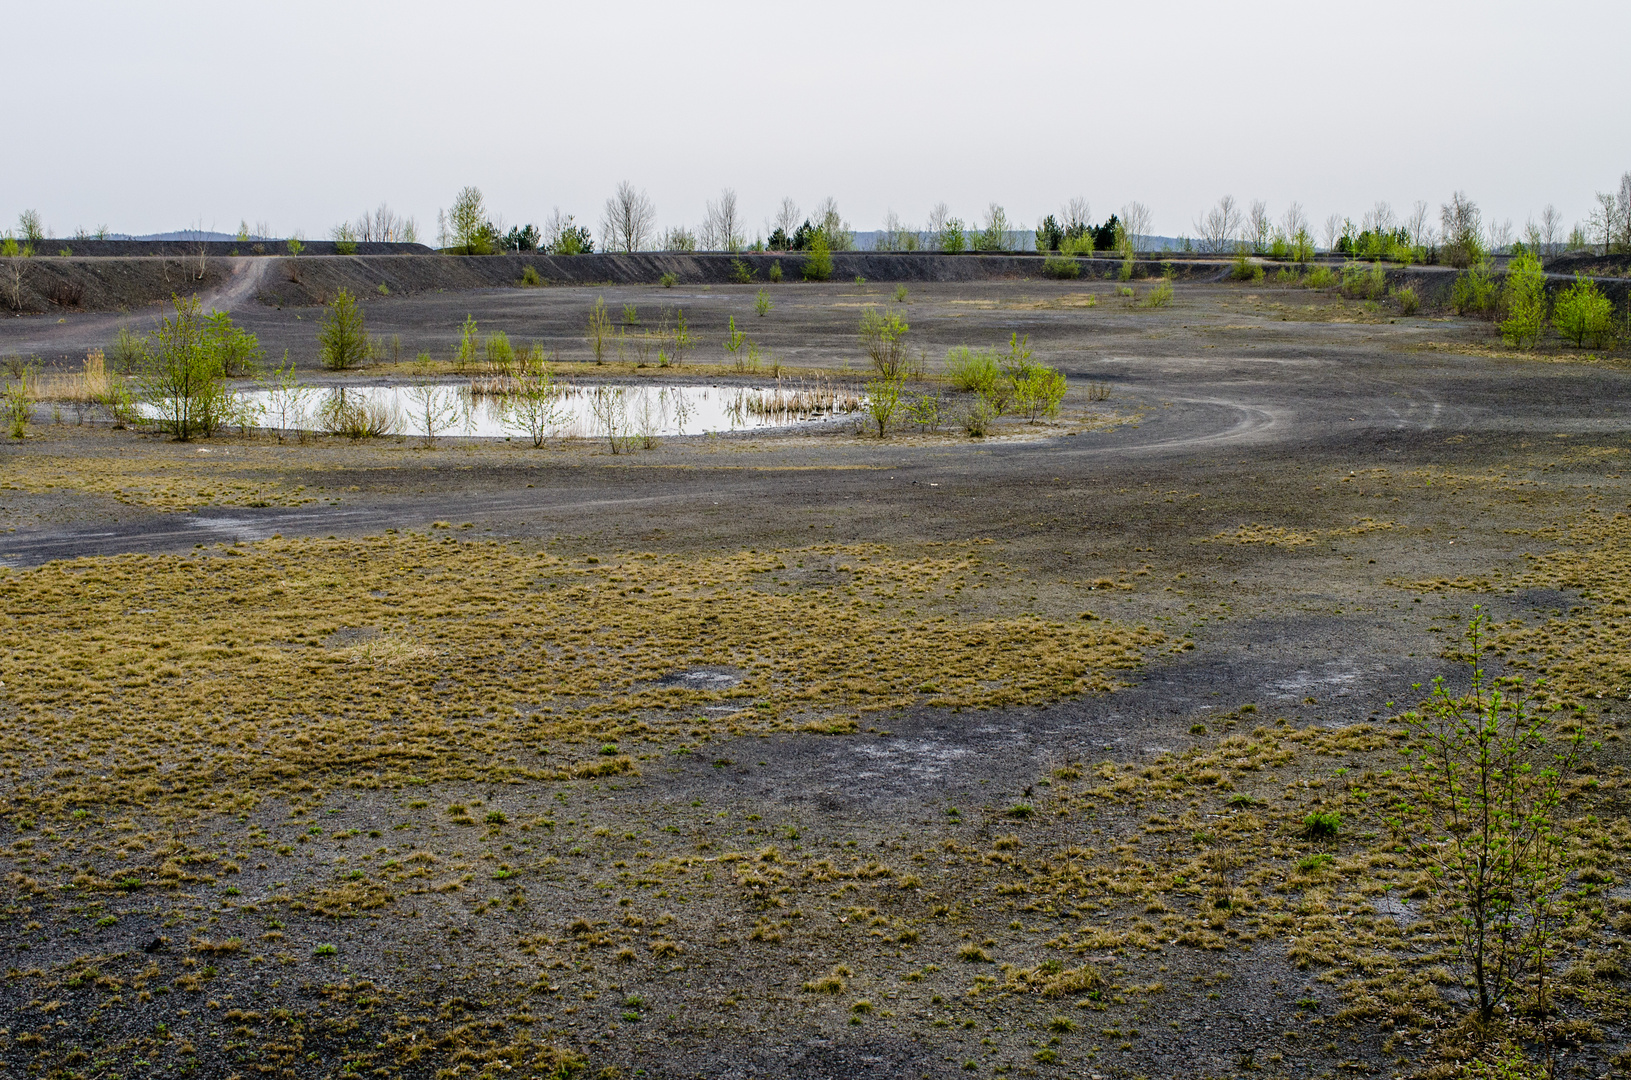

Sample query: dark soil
[2,275,1629,1080]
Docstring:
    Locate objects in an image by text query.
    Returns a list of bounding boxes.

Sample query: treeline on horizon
[6,172,1631,265]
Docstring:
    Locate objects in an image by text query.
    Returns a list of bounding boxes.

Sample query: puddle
[162,382,862,439]
[657,669,742,690]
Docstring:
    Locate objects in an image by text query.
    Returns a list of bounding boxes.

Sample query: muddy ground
[1,275,1629,1080]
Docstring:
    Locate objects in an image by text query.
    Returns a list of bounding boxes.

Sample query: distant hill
[850,230,1184,252]
[107,230,275,242]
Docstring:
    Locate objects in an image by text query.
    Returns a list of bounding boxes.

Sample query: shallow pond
[215,381,862,439]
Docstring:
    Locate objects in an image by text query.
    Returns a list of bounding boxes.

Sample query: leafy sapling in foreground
[1387,609,1596,1023]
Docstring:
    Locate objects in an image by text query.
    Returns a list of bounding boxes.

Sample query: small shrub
[1553,274,1615,348]
[1042,254,1080,279]
[1301,811,1341,839]
[1116,285,1135,298]
[520,265,542,286]
[1394,285,1420,315]
[768,261,783,283]
[1304,266,1336,290]
[864,376,903,437]
[729,258,753,284]
[754,288,771,317]
[860,307,910,378]
[1450,262,1498,318]
[314,943,337,957]
[659,271,677,288]
[1144,281,1174,308]
[893,284,908,302]
[1274,267,1300,285]
[946,346,1000,393]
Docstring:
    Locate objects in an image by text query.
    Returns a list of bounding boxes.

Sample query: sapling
[1498,253,1547,349]
[318,289,368,370]
[587,298,612,363]
[859,307,910,379]
[863,376,904,437]
[404,382,464,447]
[1388,609,1596,1023]
[754,289,771,317]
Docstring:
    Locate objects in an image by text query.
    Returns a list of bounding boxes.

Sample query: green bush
[768,261,783,284]
[754,288,771,317]
[864,376,903,437]
[859,307,910,378]
[730,258,754,284]
[135,295,228,441]
[1144,281,1174,308]
[945,346,1000,393]
[205,311,263,376]
[520,265,542,286]
[1340,262,1386,301]
[1304,266,1336,290]
[802,233,833,282]
[1301,811,1341,840]
[1394,285,1420,316]
[1273,267,1300,285]
[318,289,369,370]
[1041,254,1080,279]
[1010,362,1067,421]
[1229,251,1262,281]
[1450,262,1498,318]
[659,272,677,288]
[1552,274,1615,348]
[1498,253,1547,349]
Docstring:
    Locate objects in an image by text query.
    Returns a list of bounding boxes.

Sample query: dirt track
[2,275,1629,1079]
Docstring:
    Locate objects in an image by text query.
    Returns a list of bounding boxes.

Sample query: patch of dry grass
[0,535,1163,822]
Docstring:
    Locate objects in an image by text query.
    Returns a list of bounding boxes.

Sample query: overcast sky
[10,0,1629,242]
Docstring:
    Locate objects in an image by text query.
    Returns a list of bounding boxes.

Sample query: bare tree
[1405,200,1431,249]
[1062,196,1091,235]
[773,197,801,239]
[1616,172,1631,252]
[1485,218,1513,255]
[1282,202,1308,242]
[354,203,418,244]
[700,188,743,252]
[1539,204,1562,256]
[925,202,950,245]
[1247,200,1272,253]
[1361,200,1395,237]
[1120,202,1152,253]
[600,181,655,253]
[880,210,906,251]
[17,210,44,244]
[1195,195,1241,253]
[1440,191,1483,266]
[1322,213,1343,253]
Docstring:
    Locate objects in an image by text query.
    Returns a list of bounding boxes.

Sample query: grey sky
[12,0,1629,243]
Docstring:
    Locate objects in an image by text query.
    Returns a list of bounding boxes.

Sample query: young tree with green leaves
[802,232,833,282]
[1498,253,1548,349]
[448,186,490,254]
[1388,610,1595,1024]
[1552,274,1615,348]
[137,294,228,441]
[318,289,369,370]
